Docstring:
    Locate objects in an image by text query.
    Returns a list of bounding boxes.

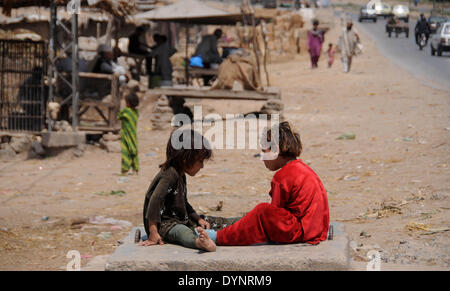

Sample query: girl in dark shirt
[140,129,238,252]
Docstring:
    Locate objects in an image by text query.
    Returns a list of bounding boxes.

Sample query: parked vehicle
[392,5,409,22]
[428,16,448,34]
[430,22,450,56]
[386,17,409,38]
[359,7,377,22]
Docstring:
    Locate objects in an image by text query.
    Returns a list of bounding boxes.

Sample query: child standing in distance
[196,121,330,248]
[140,129,239,252]
[118,93,139,175]
[327,43,335,68]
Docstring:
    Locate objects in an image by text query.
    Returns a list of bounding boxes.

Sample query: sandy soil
[0,10,449,271]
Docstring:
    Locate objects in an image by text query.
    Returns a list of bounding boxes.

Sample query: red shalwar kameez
[216,159,329,246]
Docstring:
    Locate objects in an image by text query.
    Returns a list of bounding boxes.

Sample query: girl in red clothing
[197,121,330,248]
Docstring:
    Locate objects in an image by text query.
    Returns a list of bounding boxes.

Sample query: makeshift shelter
[0,0,135,17]
[0,0,137,134]
[134,0,242,25]
[134,0,245,84]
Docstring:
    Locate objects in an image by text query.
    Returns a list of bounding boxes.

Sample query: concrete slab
[82,255,111,271]
[41,132,86,148]
[105,222,349,271]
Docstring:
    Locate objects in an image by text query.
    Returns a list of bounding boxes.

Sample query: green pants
[165,216,241,249]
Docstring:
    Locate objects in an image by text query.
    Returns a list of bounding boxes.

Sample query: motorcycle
[418,32,427,50]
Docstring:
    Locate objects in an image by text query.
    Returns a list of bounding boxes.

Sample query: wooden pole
[48,0,57,131]
[242,0,261,86]
[96,22,101,44]
[105,17,113,46]
[71,12,79,132]
[250,13,261,81]
[261,20,270,87]
[185,20,190,86]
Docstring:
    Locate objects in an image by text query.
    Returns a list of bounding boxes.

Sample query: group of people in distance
[307,18,360,73]
[90,26,223,89]
[126,26,224,87]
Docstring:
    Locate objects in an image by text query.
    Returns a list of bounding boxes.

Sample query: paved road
[351,14,450,92]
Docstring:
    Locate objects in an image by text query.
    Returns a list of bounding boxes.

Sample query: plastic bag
[189,56,204,68]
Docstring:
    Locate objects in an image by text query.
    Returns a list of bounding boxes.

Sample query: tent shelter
[0,0,135,17]
[134,0,242,25]
[134,0,245,84]
[0,0,136,133]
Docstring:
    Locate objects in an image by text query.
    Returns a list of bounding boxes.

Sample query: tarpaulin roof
[134,0,243,25]
[0,0,135,17]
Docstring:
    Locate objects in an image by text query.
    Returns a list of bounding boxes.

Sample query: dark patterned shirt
[143,167,201,238]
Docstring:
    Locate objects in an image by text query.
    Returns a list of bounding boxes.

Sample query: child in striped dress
[118,93,139,175]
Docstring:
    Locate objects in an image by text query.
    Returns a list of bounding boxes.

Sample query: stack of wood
[265,12,305,56]
[233,11,305,61]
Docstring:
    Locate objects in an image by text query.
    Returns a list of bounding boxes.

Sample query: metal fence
[0,39,47,133]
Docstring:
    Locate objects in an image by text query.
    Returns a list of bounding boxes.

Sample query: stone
[1,135,11,144]
[31,141,45,155]
[127,80,140,92]
[82,255,111,271]
[102,133,120,142]
[151,122,172,131]
[156,95,170,106]
[261,99,284,112]
[41,132,86,148]
[0,143,10,150]
[151,112,174,123]
[47,102,60,120]
[73,144,85,157]
[106,222,349,271]
[106,142,121,153]
[9,135,32,153]
[100,139,121,153]
[0,144,16,160]
[54,120,72,132]
[153,105,173,114]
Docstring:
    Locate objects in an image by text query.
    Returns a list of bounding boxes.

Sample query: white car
[430,22,450,56]
[367,2,392,18]
[392,5,409,22]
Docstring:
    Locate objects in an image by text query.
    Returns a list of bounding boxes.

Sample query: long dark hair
[159,129,212,172]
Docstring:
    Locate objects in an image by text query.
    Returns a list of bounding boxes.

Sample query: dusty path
[0,10,449,271]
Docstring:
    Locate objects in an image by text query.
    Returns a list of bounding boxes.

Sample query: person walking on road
[307,19,325,69]
[337,19,360,73]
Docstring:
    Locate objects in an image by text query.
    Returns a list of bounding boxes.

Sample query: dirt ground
[0,9,449,271]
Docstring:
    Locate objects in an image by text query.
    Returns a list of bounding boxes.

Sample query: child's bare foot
[195,227,216,252]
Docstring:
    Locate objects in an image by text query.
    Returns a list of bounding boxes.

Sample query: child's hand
[139,232,164,246]
[198,218,210,229]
